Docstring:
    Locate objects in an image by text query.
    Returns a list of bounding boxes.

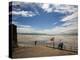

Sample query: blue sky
[10,1,78,34]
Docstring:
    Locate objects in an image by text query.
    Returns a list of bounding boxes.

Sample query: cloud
[53,22,58,25]
[11,2,78,18]
[12,21,19,25]
[16,12,78,35]
[44,12,78,34]
[39,3,53,13]
[17,12,78,35]
[53,5,78,14]
[51,12,78,34]
[40,4,78,14]
[12,1,24,6]
[10,1,40,17]
[11,2,78,35]
[61,12,78,21]
[40,3,53,13]
[10,10,36,17]
[12,21,36,33]
[61,23,72,27]
[18,25,31,28]
[17,27,34,33]
[13,21,32,27]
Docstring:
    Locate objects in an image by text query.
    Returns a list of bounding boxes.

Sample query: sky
[9,1,78,35]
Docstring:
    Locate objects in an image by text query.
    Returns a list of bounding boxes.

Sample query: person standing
[50,37,55,48]
[58,40,64,50]
[35,41,37,46]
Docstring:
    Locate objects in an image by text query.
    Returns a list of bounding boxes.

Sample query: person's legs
[60,43,63,50]
[58,44,60,49]
[35,41,37,46]
[53,42,55,48]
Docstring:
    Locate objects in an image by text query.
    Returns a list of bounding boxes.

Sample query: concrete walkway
[12,46,77,58]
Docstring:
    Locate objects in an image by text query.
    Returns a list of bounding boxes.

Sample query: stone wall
[9,24,18,48]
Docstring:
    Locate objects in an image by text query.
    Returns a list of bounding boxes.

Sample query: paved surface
[12,46,77,58]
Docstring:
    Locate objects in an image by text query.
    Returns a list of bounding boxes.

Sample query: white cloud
[61,23,71,27]
[52,12,78,34]
[11,2,78,34]
[17,24,32,28]
[39,4,53,13]
[17,25,35,33]
[11,2,78,18]
[12,21,32,28]
[36,12,78,34]
[54,5,77,14]
[42,4,49,9]
[11,21,34,33]
[11,10,36,17]
[17,27,34,33]
[12,21,19,25]
[12,1,23,6]
[61,12,78,21]
[53,22,58,25]
[11,1,40,17]
[40,4,53,13]
[16,11,78,35]
[18,13,78,34]
[40,4,78,14]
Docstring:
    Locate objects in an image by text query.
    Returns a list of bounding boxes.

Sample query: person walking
[35,41,37,46]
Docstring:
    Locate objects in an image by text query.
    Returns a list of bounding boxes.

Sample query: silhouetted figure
[58,40,64,50]
[35,41,37,46]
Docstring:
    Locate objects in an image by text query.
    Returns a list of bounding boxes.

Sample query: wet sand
[12,46,77,58]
